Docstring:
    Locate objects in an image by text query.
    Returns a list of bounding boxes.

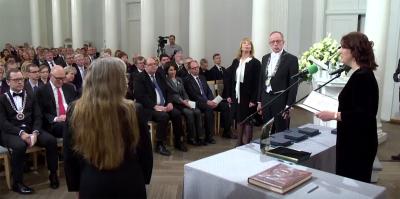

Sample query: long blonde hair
[71,57,140,170]
[236,37,254,59]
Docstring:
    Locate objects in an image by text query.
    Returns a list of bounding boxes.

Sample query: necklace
[5,92,27,120]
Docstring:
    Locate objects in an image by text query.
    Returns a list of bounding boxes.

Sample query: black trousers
[261,92,290,133]
[1,131,58,184]
[198,101,231,139]
[49,122,65,138]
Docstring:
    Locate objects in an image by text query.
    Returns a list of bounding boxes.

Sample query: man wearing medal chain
[257,31,299,133]
[0,68,59,194]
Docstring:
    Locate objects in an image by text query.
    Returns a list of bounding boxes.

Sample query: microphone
[291,64,318,79]
[329,64,351,75]
[307,56,329,70]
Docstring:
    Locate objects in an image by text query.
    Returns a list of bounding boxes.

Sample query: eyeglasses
[53,76,65,81]
[269,40,283,45]
[30,71,39,74]
[9,78,24,82]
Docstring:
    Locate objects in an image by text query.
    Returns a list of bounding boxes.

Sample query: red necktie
[57,88,66,115]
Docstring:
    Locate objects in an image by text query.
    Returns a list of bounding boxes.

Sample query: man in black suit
[72,53,86,92]
[172,50,188,78]
[134,57,187,156]
[392,59,400,161]
[43,51,65,69]
[257,31,299,133]
[36,66,77,138]
[0,69,59,194]
[207,53,226,81]
[184,60,232,142]
[24,63,44,96]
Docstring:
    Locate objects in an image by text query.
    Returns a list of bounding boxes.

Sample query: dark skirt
[236,83,256,124]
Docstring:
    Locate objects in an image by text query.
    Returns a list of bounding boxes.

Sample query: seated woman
[164,62,206,146]
[64,57,153,198]
[64,66,77,91]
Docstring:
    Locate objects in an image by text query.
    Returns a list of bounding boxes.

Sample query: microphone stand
[259,73,341,153]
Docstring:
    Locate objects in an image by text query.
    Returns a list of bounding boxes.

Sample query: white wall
[0,0,32,47]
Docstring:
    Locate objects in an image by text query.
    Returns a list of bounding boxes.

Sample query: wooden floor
[1,108,399,198]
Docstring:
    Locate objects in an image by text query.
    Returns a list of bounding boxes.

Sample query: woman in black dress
[317,32,379,182]
[227,38,261,146]
[64,57,153,198]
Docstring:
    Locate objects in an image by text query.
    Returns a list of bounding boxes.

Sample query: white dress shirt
[235,57,252,103]
[266,49,283,93]
[50,81,68,117]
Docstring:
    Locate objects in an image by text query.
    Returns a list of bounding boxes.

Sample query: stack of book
[248,163,312,194]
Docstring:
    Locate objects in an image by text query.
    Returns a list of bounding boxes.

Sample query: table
[184,124,386,199]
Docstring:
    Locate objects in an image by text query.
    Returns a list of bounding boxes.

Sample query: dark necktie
[196,77,207,99]
[151,75,165,105]
[33,85,38,92]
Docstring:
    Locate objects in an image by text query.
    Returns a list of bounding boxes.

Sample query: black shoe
[175,143,188,152]
[222,132,232,139]
[156,144,171,156]
[198,139,208,146]
[187,139,199,146]
[12,183,34,194]
[206,138,216,144]
[49,173,59,189]
[391,154,400,161]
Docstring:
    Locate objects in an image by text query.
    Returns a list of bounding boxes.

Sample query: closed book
[298,127,320,137]
[248,163,312,194]
[270,137,292,147]
[283,131,308,142]
[266,147,311,163]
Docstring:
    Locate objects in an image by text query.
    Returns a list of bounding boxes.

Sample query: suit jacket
[43,58,66,68]
[24,79,44,96]
[227,58,261,103]
[208,65,226,81]
[394,59,400,101]
[184,74,214,110]
[165,77,189,105]
[36,83,77,130]
[258,50,299,105]
[0,91,42,135]
[134,71,171,110]
[0,79,9,95]
[200,69,210,80]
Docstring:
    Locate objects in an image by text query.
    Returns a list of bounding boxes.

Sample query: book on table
[248,163,312,194]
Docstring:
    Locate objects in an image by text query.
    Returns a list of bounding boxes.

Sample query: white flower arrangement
[298,34,341,72]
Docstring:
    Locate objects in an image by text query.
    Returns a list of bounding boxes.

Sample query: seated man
[0,68,59,194]
[24,63,44,96]
[134,57,187,156]
[36,66,77,138]
[184,60,232,143]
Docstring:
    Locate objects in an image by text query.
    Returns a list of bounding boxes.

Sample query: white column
[30,0,41,47]
[141,0,155,57]
[381,0,400,122]
[364,0,390,143]
[313,0,326,42]
[71,0,83,49]
[164,0,180,43]
[189,0,205,61]
[252,0,270,60]
[269,0,289,46]
[52,0,63,47]
[104,0,118,53]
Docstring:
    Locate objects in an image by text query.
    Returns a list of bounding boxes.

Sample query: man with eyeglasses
[257,31,299,134]
[0,68,59,194]
[36,66,77,138]
[24,63,43,96]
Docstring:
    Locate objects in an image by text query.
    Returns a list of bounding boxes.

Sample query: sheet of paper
[212,95,223,105]
[300,91,338,113]
[188,101,196,109]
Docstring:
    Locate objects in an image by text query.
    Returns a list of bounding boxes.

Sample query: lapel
[5,91,18,110]
[266,50,287,79]
[46,84,56,107]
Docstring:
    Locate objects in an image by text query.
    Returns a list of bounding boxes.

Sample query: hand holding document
[297,91,338,114]
[212,95,223,105]
[188,100,196,109]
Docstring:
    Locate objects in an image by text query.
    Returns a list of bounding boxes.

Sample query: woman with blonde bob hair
[64,57,153,198]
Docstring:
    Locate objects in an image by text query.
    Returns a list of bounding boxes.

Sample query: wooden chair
[0,146,11,190]
[148,121,173,148]
[207,80,226,136]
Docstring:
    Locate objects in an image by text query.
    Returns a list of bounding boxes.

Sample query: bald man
[36,65,78,138]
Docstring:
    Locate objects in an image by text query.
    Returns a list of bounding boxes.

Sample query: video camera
[157,36,169,56]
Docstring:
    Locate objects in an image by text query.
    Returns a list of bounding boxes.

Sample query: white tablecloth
[184,124,386,199]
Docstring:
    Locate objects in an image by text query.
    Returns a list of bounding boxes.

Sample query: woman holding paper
[227,38,261,146]
[316,32,378,183]
[165,62,205,146]
[64,58,153,198]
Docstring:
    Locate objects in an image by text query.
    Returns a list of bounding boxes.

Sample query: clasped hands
[20,131,38,147]
[154,103,174,112]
